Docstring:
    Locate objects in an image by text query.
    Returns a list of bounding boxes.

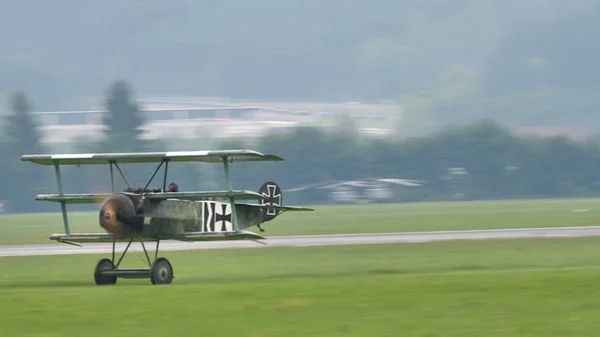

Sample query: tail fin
[258,181,282,222]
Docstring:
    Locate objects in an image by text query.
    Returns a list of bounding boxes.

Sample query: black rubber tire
[94,258,117,285]
[150,257,174,285]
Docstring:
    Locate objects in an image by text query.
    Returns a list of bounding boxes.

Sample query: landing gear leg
[145,239,174,285]
[93,237,174,285]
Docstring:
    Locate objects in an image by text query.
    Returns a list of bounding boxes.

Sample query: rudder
[258,181,282,222]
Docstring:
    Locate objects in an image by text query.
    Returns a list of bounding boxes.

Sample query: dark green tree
[0,129,9,211]
[5,92,44,157]
[99,80,146,152]
[1,92,52,212]
[73,80,149,194]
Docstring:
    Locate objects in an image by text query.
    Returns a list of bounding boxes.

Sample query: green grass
[2,197,600,245]
[2,237,600,336]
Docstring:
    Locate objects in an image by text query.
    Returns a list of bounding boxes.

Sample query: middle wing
[144,190,264,201]
[35,190,265,204]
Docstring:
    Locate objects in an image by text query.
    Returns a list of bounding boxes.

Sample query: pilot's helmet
[168,182,179,192]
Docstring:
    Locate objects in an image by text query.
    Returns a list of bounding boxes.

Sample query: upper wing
[21,149,283,165]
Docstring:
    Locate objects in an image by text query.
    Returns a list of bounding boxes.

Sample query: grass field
[1,197,600,245]
[2,237,600,336]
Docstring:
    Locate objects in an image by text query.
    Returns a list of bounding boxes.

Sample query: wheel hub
[158,266,168,279]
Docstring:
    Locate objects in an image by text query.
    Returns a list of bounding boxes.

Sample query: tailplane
[234,181,312,232]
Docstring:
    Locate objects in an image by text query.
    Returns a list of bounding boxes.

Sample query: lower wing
[49,230,266,245]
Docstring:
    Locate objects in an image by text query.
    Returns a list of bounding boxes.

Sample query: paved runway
[2,226,600,257]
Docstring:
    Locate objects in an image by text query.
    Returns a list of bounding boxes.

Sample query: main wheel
[94,258,117,285]
[150,257,174,285]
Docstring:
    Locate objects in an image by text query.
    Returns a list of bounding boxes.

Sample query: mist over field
[2,1,600,211]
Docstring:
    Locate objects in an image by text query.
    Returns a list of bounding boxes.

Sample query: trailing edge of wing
[21,149,284,165]
[145,190,264,201]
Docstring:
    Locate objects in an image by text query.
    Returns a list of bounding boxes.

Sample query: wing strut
[53,160,70,234]
[222,156,239,232]
[143,160,165,191]
[109,162,115,193]
[162,160,169,191]
[112,162,133,189]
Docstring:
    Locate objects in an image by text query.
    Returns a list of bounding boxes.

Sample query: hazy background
[2,0,600,212]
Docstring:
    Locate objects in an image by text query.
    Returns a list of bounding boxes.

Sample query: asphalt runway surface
[2,226,600,257]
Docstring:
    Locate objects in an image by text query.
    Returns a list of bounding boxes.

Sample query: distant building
[285,178,424,204]
[29,97,397,144]
[514,126,589,141]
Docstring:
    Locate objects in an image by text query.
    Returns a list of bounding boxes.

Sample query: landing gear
[150,257,174,284]
[93,237,174,285]
[94,258,117,285]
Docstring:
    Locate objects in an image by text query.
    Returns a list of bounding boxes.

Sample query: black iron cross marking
[215,204,232,231]
[261,184,281,216]
[262,185,281,205]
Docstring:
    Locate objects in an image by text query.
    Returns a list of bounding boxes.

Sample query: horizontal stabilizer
[21,149,284,165]
[243,204,315,212]
[273,205,314,211]
[36,193,111,204]
[145,190,263,201]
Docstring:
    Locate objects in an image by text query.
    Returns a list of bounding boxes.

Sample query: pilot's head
[168,182,179,192]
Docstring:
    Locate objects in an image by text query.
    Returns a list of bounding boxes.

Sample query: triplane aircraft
[21,150,313,285]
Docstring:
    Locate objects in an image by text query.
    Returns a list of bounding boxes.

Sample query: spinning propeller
[99,193,143,237]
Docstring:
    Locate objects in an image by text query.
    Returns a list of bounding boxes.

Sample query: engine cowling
[99,193,144,237]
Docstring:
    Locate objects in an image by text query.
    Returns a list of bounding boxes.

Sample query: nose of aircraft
[99,193,141,236]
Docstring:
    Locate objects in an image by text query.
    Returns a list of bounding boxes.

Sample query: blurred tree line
[2,80,600,213]
[222,120,600,205]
